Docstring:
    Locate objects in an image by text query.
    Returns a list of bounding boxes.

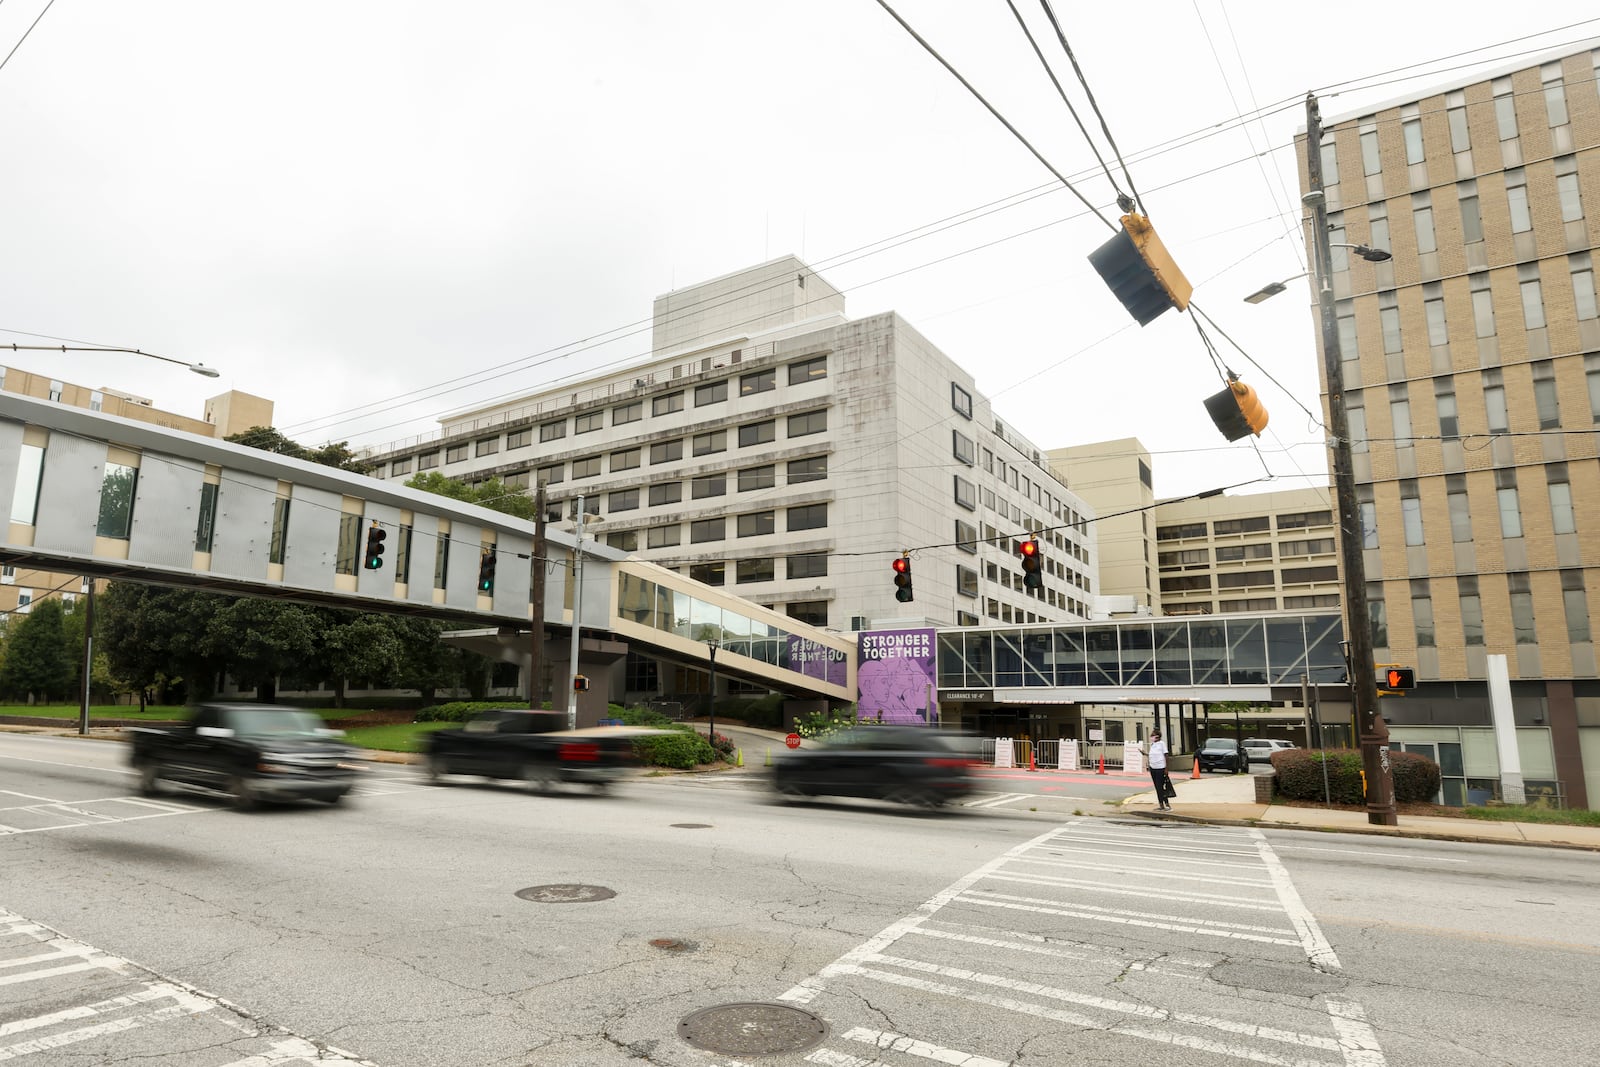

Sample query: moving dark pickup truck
[423,709,658,793]
[129,703,362,809]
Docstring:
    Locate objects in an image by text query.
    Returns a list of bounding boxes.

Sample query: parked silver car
[1243,738,1297,764]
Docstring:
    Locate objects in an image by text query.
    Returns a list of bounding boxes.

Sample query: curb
[1114,807,1600,853]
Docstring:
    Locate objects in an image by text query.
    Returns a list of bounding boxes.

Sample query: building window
[646,524,681,549]
[534,420,563,443]
[1285,594,1340,609]
[740,368,775,396]
[89,390,103,411]
[270,498,291,565]
[499,429,528,450]
[1412,580,1435,647]
[653,392,684,416]
[1447,91,1470,153]
[1425,286,1448,347]
[957,565,979,598]
[1520,265,1546,330]
[1412,194,1436,253]
[390,457,412,476]
[787,552,828,579]
[1459,182,1484,243]
[608,488,639,512]
[504,471,530,491]
[1216,542,1271,562]
[1217,570,1273,590]
[787,600,827,626]
[1589,354,1600,421]
[1402,481,1426,547]
[445,444,468,464]
[1556,157,1583,222]
[736,557,774,583]
[335,514,361,575]
[690,518,725,543]
[787,410,827,437]
[1156,522,1206,541]
[738,465,775,492]
[48,379,63,402]
[1379,292,1402,355]
[789,456,826,484]
[738,420,775,447]
[572,456,601,479]
[1484,373,1509,433]
[787,504,827,532]
[1543,63,1569,127]
[1319,132,1338,186]
[1548,466,1576,535]
[613,401,643,426]
[417,452,439,471]
[649,482,682,506]
[951,383,973,419]
[1459,575,1484,645]
[695,380,728,406]
[952,430,975,466]
[1359,123,1380,175]
[1572,255,1599,322]
[1357,485,1378,550]
[1494,78,1518,141]
[195,482,219,552]
[1562,570,1590,643]
[954,476,976,511]
[650,439,683,464]
[96,462,139,540]
[475,437,499,458]
[788,356,827,385]
[1533,361,1560,428]
[692,430,726,456]
[955,520,978,554]
[9,443,44,525]
[1447,474,1472,543]
[1506,169,1532,233]
[1337,302,1359,362]
[610,447,640,472]
[1509,572,1536,645]
[1217,516,1271,535]
[738,511,775,537]
[1496,473,1522,539]
[690,561,724,586]
[1280,537,1334,557]
[1436,377,1458,437]
[537,463,564,486]
[1390,384,1412,447]
[1368,584,1388,647]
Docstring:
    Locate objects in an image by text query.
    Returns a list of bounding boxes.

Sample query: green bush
[415,700,527,722]
[1389,750,1442,802]
[728,692,786,729]
[617,705,677,729]
[633,727,715,769]
[1272,748,1366,804]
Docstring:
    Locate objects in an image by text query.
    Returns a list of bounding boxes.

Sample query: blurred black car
[1197,736,1247,774]
[771,726,979,808]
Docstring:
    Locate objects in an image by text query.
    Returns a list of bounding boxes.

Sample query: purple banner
[856,628,936,725]
[787,635,849,687]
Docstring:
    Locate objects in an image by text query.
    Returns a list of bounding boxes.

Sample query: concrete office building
[1293,42,1600,807]
[360,256,1100,634]
[0,362,272,617]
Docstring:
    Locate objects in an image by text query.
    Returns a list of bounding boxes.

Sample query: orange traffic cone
[1027,744,1037,772]
[1096,755,1105,775]
[1191,756,1202,780]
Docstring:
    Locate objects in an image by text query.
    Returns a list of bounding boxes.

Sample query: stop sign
[784,733,801,749]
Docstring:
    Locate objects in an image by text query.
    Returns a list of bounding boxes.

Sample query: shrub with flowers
[794,707,859,740]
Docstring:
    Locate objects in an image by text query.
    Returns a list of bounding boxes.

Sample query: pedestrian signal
[1382,667,1416,690]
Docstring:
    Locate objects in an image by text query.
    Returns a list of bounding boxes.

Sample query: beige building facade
[1296,43,1600,807]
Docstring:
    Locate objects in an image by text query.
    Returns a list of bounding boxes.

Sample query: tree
[97,583,226,707]
[406,471,538,520]
[314,609,405,707]
[206,597,320,703]
[0,599,75,703]
[225,426,372,474]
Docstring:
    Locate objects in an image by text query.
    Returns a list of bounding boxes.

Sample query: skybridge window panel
[96,463,139,539]
[689,598,723,644]
[1085,626,1120,686]
[1267,618,1311,684]
[993,630,1024,687]
[1119,624,1155,686]
[667,589,694,640]
[1226,619,1268,685]
[960,631,994,686]
[1304,614,1345,680]
[1154,622,1191,685]
[618,573,657,628]
[653,584,675,634]
[1022,631,1054,685]
[1053,628,1087,687]
[937,632,968,687]
[1190,621,1228,684]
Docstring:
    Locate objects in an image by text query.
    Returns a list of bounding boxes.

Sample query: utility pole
[564,494,586,731]
[1305,93,1397,826]
[528,485,546,709]
[78,582,95,736]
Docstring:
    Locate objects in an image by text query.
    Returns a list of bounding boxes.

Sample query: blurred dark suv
[1197,737,1247,774]
[772,726,979,808]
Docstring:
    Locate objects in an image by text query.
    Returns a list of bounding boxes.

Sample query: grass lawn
[0,704,188,721]
[339,721,454,753]
[1461,804,1600,827]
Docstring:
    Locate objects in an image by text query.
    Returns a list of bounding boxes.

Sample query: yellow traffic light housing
[1087,213,1193,326]
[1204,379,1270,441]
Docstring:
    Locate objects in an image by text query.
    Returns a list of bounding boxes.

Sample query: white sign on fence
[1060,739,1078,771]
[1088,728,1104,741]
[994,737,1014,769]
[1122,740,1144,775]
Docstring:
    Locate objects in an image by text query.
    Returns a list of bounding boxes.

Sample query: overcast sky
[4,1,1598,502]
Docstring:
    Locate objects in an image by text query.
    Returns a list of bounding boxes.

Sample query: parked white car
[1243,738,1296,764]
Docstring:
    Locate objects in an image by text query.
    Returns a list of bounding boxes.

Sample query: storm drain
[678,1002,827,1057]
[671,823,712,829]
[514,884,617,904]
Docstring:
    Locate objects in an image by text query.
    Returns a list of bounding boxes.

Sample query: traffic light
[363,523,386,570]
[1019,538,1043,592]
[892,554,913,603]
[573,674,590,692]
[477,550,497,593]
[1087,212,1193,326]
[1381,667,1416,690]
[1204,379,1270,441]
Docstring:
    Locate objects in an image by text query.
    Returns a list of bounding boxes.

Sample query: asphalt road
[2,732,1595,1066]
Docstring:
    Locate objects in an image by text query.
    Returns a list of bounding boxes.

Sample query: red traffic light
[1018,540,1038,558]
[892,557,910,574]
[892,554,913,603]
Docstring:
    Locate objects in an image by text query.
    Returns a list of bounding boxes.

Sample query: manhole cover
[671,823,712,829]
[678,1002,827,1056]
[515,884,617,904]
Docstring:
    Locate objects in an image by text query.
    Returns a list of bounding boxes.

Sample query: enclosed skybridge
[0,392,854,703]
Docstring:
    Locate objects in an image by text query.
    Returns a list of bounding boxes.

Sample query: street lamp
[1243,93,1397,827]
[706,640,720,759]
[3,344,221,377]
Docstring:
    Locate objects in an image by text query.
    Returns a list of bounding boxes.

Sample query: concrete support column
[1546,680,1587,811]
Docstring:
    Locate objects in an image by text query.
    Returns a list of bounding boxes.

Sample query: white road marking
[1018,842,1270,872]
[1250,830,1342,974]
[805,1050,875,1067]
[1009,854,1274,889]
[982,872,1282,912]
[213,1035,375,1066]
[0,1003,210,1062]
[841,1025,1013,1066]
[960,890,1300,940]
[1043,830,1260,856]
[0,983,177,1039]
[1326,1000,1387,1067]
[1269,843,1469,863]
[964,792,1029,809]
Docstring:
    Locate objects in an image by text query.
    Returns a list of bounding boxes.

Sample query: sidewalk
[1119,771,1600,850]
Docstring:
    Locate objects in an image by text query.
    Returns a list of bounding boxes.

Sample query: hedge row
[415,700,530,722]
[1271,748,1442,803]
